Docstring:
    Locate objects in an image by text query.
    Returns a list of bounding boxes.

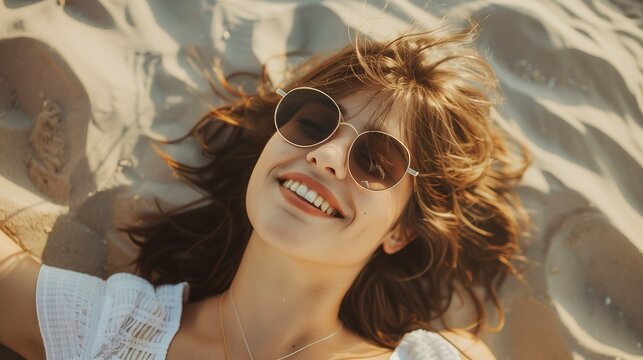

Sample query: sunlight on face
[246,91,414,267]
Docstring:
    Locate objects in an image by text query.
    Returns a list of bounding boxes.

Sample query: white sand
[0,1,641,359]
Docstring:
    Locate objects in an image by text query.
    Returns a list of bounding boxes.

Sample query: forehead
[334,92,404,139]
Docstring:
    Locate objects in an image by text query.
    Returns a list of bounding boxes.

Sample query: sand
[0,0,641,359]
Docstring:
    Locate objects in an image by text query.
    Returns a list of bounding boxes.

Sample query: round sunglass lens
[275,88,340,146]
[349,133,410,191]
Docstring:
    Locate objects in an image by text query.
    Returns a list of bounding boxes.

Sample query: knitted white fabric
[36,264,459,360]
[36,265,188,359]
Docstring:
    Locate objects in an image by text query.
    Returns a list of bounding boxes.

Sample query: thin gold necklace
[226,290,342,360]
[219,293,230,360]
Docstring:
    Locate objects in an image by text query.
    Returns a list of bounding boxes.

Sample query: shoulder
[0,230,44,360]
[438,330,496,360]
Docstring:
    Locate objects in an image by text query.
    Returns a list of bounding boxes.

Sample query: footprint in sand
[545,209,643,358]
[25,99,70,203]
[0,75,17,118]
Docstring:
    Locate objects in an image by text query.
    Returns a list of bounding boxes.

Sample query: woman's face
[246,91,414,267]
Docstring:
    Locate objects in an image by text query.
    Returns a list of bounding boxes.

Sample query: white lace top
[36,264,460,359]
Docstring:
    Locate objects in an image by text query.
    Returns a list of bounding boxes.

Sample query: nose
[305,123,359,179]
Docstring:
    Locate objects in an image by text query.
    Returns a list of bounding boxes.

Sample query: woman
[0,22,529,359]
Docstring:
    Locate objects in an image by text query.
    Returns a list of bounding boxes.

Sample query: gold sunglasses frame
[274,87,419,191]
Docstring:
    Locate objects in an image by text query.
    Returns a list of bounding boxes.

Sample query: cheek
[349,199,401,243]
[246,137,278,220]
[352,187,411,237]
[260,135,297,164]
[245,135,302,223]
[249,135,290,177]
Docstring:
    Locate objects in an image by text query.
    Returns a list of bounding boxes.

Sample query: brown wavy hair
[125,21,530,350]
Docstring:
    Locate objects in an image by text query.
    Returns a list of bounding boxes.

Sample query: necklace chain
[219,293,230,360]
[226,290,342,360]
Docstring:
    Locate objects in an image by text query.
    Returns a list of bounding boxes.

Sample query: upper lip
[277,172,347,218]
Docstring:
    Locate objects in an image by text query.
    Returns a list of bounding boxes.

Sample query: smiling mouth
[277,178,343,218]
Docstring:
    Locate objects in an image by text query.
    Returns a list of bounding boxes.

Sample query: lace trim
[91,273,187,359]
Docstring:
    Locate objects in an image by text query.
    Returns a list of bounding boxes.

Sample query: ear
[382,225,416,255]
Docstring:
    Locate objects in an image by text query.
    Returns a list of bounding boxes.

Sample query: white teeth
[304,190,317,202]
[313,196,323,207]
[279,178,340,217]
[296,184,309,197]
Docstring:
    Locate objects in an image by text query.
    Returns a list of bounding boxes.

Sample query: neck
[221,231,363,358]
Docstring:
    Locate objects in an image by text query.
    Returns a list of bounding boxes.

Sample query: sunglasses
[274,87,419,191]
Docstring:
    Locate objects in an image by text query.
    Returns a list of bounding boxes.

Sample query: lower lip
[278,184,335,219]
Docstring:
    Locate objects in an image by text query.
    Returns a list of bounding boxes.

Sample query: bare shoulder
[329,328,393,360]
[0,228,45,360]
[439,330,496,360]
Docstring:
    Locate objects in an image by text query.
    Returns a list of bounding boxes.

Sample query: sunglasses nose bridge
[328,123,361,159]
[338,122,359,136]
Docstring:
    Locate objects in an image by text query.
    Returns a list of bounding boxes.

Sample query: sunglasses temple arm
[276,89,287,98]
[407,167,419,177]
